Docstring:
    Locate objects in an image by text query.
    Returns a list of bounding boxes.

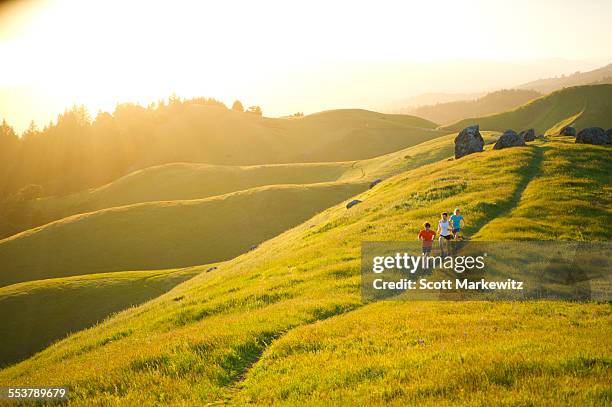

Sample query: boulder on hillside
[520,128,535,142]
[606,128,612,137]
[575,127,611,145]
[559,126,576,137]
[454,125,484,159]
[493,130,526,150]
[369,179,382,189]
[346,199,362,209]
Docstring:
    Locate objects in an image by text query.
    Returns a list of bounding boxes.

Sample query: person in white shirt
[437,212,452,255]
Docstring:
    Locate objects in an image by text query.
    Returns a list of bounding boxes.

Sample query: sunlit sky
[1,0,611,132]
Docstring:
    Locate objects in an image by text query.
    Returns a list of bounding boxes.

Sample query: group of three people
[418,208,465,255]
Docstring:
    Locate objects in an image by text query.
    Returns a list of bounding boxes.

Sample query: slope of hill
[0,131,487,366]
[1,137,609,405]
[138,108,442,167]
[407,89,541,125]
[0,267,202,367]
[445,85,612,134]
[27,130,496,228]
[517,63,612,93]
[0,131,502,287]
[30,162,354,224]
[0,182,366,287]
[1,106,443,200]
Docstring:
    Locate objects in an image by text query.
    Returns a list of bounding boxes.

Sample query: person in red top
[418,222,436,256]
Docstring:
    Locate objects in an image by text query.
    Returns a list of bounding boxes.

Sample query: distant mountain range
[405,89,541,126]
[517,63,612,93]
[393,92,486,109]
[394,62,612,125]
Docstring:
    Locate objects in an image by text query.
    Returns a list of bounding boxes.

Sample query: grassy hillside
[235,301,610,405]
[408,89,541,125]
[445,85,612,135]
[30,162,354,224]
[0,133,494,362]
[0,267,202,368]
[4,121,453,239]
[0,131,501,287]
[0,131,497,367]
[1,105,443,200]
[137,108,443,168]
[0,182,365,287]
[30,131,494,225]
[1,137,609,405]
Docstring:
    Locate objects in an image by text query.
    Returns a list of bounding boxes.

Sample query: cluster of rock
[561,126,612,145]
[454,124,611,158]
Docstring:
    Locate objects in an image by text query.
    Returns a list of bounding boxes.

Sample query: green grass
[1,138,609,405]
[2,107,445,239]
[476,136,612,241]
[31,162,354,222]
[0,182,365,287]
[27,130,482,229]
[235,302,611,406]
[445,84,612,135]
[1,132,500,287]
[0,131,482,366]
[133,107,443,167]
[0,267,202,368]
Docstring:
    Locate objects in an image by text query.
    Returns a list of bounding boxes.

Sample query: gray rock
[454,125,484,158]
[346,199,362,209]
[369,179,382,189]
[493,130,526,150]
[519,128,535,142]
[606,128,612,137]
[575,127,610,145]
[536,134,545,139]
[559,126,576,137]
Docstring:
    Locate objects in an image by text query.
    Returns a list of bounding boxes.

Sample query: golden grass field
[1,131,502,288]
[1,134,609,405]
[0,267,203,368]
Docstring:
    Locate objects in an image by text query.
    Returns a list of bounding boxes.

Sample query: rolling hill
[28,130,497,227]
[444,85,612,135]
[407,89,541,125]
[134,108,443,167]
[517,63,612,93]
[0,182,365,287]
[29,162,354,226]
[1,136,609,405]
[0,267,202,367]
[0,131,500,367]
[0,130,501,287]
[1,106,443,200]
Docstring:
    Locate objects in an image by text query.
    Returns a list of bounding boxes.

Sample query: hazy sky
[1,0,611,132]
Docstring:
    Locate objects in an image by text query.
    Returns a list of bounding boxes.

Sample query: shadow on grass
[469,145,547,236]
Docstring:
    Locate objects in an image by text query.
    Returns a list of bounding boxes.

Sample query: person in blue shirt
[450,208,465,240]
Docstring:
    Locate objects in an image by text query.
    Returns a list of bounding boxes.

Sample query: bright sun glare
[1,0,611,132]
